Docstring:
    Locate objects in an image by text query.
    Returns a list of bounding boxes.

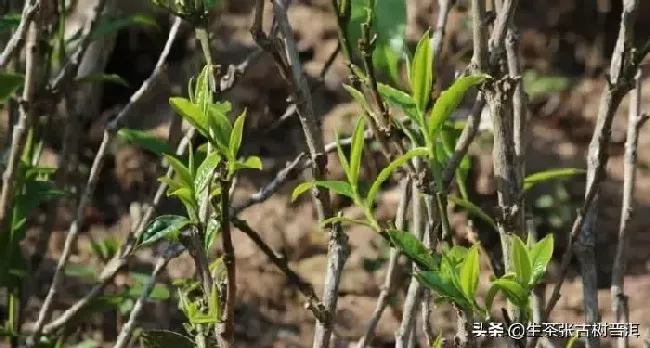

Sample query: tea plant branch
[217,177,235,347]
[252,1,349,347]
[232,218,327,322]
[528,2,641,338]
[573,1,638,347]
[218,47,264,93]
[612,66,646,348]
[0,1,41,259]
[432,0,455,89]
[28,15,181,343]
[395,176,426,348]
[0,0,38,69]
[440,0,489,191]
[355,177,411,348]
[113,244,185,348]
[40,128,194,336]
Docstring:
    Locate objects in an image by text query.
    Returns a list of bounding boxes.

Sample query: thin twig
[395,170,426,348]
[611,67,645,348]
[27,15,181,342]
[355,178,411,348]
[573,1,638,347]
[0,0,38,70]
[253,2,349,347]
[0,0,41,268]
[232,218,327,322]
[113,244,185,348]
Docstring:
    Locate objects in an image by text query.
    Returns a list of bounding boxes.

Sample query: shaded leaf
[117,129,175,157]
[385,230,439,271]
[0,72,24,104]
[76,73,129,87]
[448,195,497,230]
[140,215,191,247]
[524,168,586,191]
[235,156,262,170]
[320,216,374,229]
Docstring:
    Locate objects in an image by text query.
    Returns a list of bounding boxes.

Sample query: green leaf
[335,131,352,182]
[170,187,198,220]
[139,330,195,348]
[565,335,580,348]
[343,84,373,115]
[373,41,402,84]
[415,270,471,310]
[366,147,428,206]
[194,152,220,197]
[127,283,170,300]
[349,116,366,187]
[164,154,193,189]
[71,339,98,348]
[158,176,185,193]
[530,234,554,285]
[229,110,246,157]
[291,180,355,202]
[320,216,374,229]
[459,244,480,300]
[428,74,489,140]
[385,230,439,271]
[524,168,586,191]
[0,13,21,35]
[235,156,263,170]
[448,195,497,230]
[410,30,433,113]
[76,73,129,87]
[139,215,191,247]
[377,83,418,122]
[194,64,215,113]
[64,264,97,282]
[485,282,499,311]
[117,129,176,157]
[490,278,529,308]
[207,102,233,146]
[511,235,532,285]
[169,97,209,138]
[205,218,220,251]
[0,72,24,104]
[431,335,444,348]
[90,14,159,40]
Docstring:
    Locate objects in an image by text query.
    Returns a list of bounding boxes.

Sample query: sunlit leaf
[385,230,439,271]
[530,233,554,285]
[459,244,480,300]
[524,168,586,191]
[511,235,532,285]
[366,147,428,206]
[169,97,209,138]
[349,116,366,188]
[410,30,433,113]
[291,180,355,202]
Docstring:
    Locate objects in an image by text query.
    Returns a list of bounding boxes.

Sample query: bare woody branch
[528,2,640,348]
[0,0,41,265]
[355,178,411,348]
[611,67,646,348]
[0,0,38,70]
[251,1,349,347]
[113,244,185,348]
[27,14,181,343]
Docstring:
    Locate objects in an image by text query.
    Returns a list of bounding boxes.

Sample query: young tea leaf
[385,230,439,271]
[343,84,373,115]
[349,116,366,188]
[459,244,480,300]
[523,168,586,191]
[320,216,374,229]
[205,218,221,251]
[235,156,263,170]
[490,278,529,308]
[208,103,233,146]
[194,152,221,197]
[335,131,352,182]
[366,147,428,206]
[169,97,210,138]
[140,215,191,247]
[117,129,176,157]
[511,235,532,285]
[164,154,193,189]
[229,110,246,158]
[291,180,355,202]
[377,82,419,123]
[448,195,497,230]
[428,74,489,140]
[415,270,472,310]
[530,233,554,285]
[0,72,24,104]
[410,30,433,113]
